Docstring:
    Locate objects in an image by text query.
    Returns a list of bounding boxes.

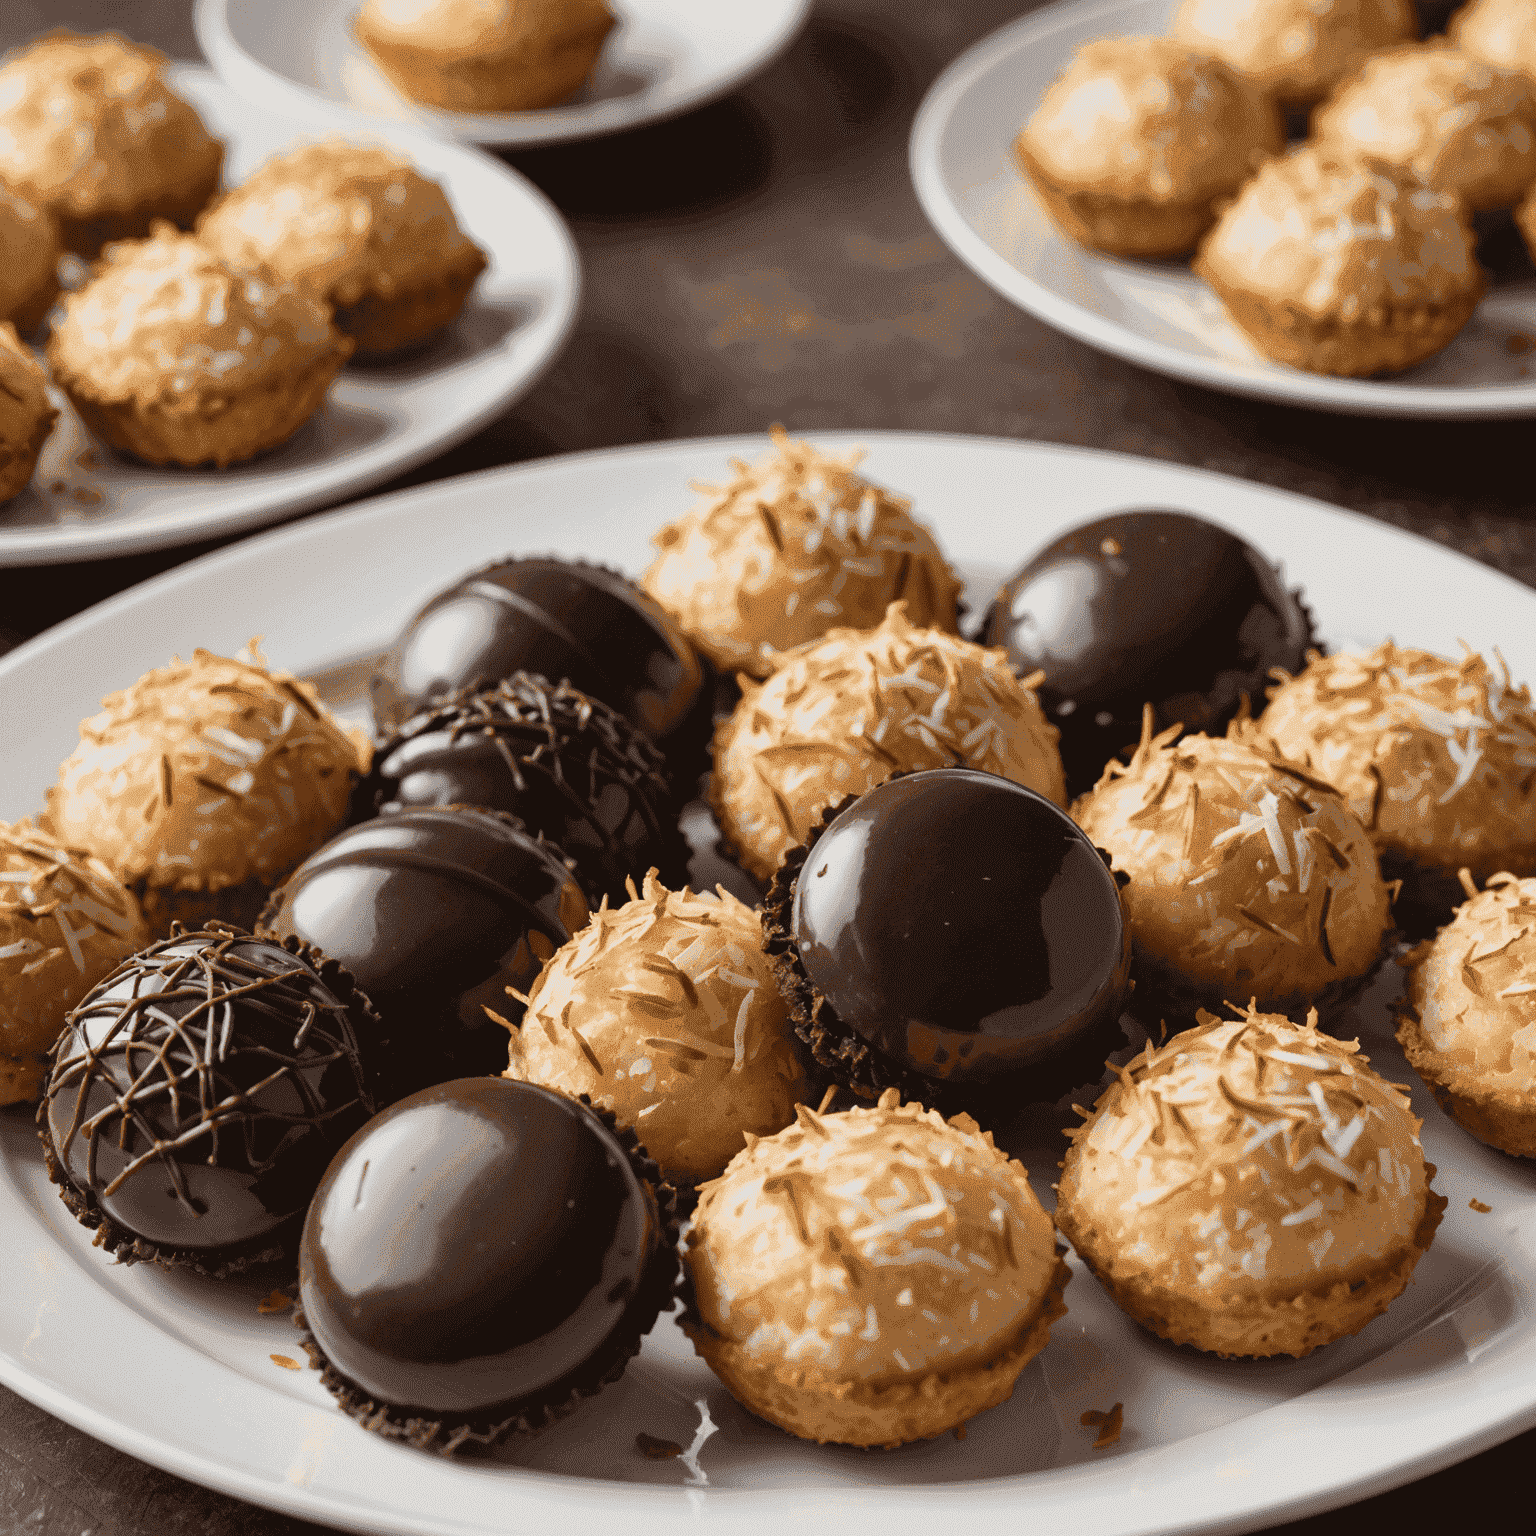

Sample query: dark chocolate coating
[353,675,685,905]
[299,1078,657,1417]
[260,807,589,1104]
[42,929,374,1255]
[983,510,1312,796]
[792,769,1131,1092]
[371,557,709,762]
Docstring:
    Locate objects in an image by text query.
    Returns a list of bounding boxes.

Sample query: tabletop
[1,1,1532,1533]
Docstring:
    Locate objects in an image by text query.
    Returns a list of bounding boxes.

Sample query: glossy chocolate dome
[299,1078,662,1419]
[371,557,709,759]
[787,769,1130,1098]
[983,510,1311,796]
[260,807,588,1103]
[42,927,374,1257]
[353,675,686,905]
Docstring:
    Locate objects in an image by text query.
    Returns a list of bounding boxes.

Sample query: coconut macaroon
[1056,1006,1445,1359]
[1312,42,1536,211]
[354,0,616,113]
[46,226,353,468]
[1073,719,1392,1023]
[641,429,963,679]
[504,873,809,1184]
[682,1089,1069,1448]
[1173,0,1419,109]
[0,32,223,256]
[1397,872,1536,1158]
[1014,36,1284,259]
[0,187,61,333]
[198,140,488,357]
[1448,0,1536,83]
[1258,643,1536,927]
[45,647,365,936]
[1194,146,1484,378]
[711,602,1066,885]
[0,821,149,1106]
[0,324,57,503]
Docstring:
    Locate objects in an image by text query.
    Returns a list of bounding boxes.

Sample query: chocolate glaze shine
[299,1078,657,1417]
[792,769,1130,1092]
[983,511,1312,795]
[42,928,374,1255]
[260,807,588,1103]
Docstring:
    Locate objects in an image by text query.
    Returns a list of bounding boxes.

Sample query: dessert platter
[195,0,815,149]
[909,0,1536,418]
[2,430,1534,1536]
[0,63,580,566]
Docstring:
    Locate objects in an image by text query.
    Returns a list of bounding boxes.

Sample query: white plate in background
[0,65,580,566]
[195,0,813,148]
[909,0,1536,419]
[2,433,1534,1536]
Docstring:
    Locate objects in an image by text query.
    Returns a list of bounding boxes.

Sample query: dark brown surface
[1,1,1532,1532]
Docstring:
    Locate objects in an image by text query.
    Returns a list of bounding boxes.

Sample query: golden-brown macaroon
[46,225,353,468]
[1173,0,1419,108]
[505,872,809,1184]
[1258,644,1536,925]
[0,32,223,256]
[0,323,57,503]
[1073,718,1392,1023]
[1521,177,1536,261]
[1194,145,1485,377]
[1448,0,1536,83]
[0,821,149,1106]
[1014,35,1284,258]
[1056,1005,1445,1358]
[711,602,1066,885]
[682,1088,1069,1448]
[197,139,488,357]
[0,186,61,332]
[642,429,963,679]
[354,0,615,113]
[1312,42,1536,210]
[45,646,366,936]
[1397,871,1536,1157]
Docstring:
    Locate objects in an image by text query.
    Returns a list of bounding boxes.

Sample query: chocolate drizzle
[353,675,688,904]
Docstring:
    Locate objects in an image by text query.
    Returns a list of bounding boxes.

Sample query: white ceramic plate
[909,0,1536,419]
[195,0,813,148]
[3,433,1535,1536]
[0,65,580,567]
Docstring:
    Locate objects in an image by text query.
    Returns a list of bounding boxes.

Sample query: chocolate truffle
[1072,720,1393,1024]
[713,602,1066,885]
[0,323,57,504]
[297,1077,676,1453]
[1,821,149,1106]
[682,1089,1069,1448]
[45,647,365,937]
[641,428,963,680]
[1258,643,1536,930]
[260,805,589,1104]
[371,557,709,777]
[983,510,1313,797]
[1397,871,1536,1158]
[1056,1005,1445,1358]
[764,768,1132,1111]
[40,925,376,1272]
[506,873,809,1183]
[353,674,686,905]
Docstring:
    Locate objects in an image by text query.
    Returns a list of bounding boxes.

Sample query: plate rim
[3,431,1536,1536]
[193,0,814,148]
[907,0,1536,422]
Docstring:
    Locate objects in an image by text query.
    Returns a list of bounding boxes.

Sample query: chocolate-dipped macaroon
[297,1077,678,1453]
[39,924,377,1275]
[763,768,1132,1115]
[261,806,589,1106]
[983,510,1313,796]
[353,675,688,905]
